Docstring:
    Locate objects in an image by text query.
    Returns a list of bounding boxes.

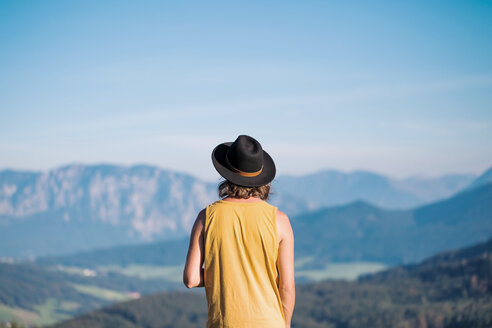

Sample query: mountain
[36,183,492,270]
[359,238,492,283]
[465,166,492,191]
[273,169,475,212]
[0,164,217,258]
[3,181,490,326]
[0,164,481,259]
[293,183,492,265]
[292,200,414,265]
[46,238,492,328]
[391,172,477,203]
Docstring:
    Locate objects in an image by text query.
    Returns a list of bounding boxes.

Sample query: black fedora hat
[212,135,276,187]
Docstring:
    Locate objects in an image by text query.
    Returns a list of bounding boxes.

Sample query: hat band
[225,155,263,177]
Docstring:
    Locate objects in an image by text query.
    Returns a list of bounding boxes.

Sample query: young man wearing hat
[183,135,296,328]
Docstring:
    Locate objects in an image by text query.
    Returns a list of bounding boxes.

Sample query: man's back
[203,199,285,328]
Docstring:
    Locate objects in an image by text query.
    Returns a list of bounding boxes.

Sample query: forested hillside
[48,237,492,328]
[0,261,179,326]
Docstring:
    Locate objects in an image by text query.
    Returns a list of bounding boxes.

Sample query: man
[183,135,295,328]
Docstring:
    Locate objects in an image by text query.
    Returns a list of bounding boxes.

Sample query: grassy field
[0,303,39,325]
[71,283,132,302]
[47,265,94,276]
[56,261,386,284]
[96,261,387,283]
[294,255,315,269]
[32,298,74,326]
[96,264,184,283]
[295,261,387,281]
[0,298,75,326]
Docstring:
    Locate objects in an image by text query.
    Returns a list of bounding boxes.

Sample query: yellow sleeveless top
[204,199,285,328]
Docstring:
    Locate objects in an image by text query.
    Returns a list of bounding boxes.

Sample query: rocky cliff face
[0,164,217,241]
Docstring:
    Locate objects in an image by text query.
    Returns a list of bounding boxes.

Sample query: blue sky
[1,0,491,181]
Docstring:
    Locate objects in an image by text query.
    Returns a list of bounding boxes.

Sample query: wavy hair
[218,180,271,201]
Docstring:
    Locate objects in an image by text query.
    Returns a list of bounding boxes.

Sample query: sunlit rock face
[0,164,218,257]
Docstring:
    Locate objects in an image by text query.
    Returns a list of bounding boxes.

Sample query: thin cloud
[16,74,490,138]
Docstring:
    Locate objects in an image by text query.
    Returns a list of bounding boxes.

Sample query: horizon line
[0,160,485,182]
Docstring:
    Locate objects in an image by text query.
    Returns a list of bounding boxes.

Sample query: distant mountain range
[36,181,492,270]
[0,164,217,258]
[0,163,487,259]
[273,169,476,210]
[465,166,492,191]
[293,182,492,265]
[1,174,491,326]
[47,237,492,328]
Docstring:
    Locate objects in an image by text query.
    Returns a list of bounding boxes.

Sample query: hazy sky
[1,0,491,181]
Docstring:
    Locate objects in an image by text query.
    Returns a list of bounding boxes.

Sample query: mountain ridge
[34,182,492,269]
[0,164,489,259]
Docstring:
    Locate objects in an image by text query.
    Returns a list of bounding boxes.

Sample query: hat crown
[226,135,263,173]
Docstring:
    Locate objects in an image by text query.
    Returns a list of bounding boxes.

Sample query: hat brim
[212,142,276,187]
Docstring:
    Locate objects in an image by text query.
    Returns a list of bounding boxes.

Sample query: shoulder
[205,199,222,211]
[276,209,289,222]
[276,209,293,242]
[198,208,206,219]
[192,208,206,230]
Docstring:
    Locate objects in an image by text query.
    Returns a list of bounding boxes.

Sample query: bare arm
[276,209,295,328]
[183,209,205,288]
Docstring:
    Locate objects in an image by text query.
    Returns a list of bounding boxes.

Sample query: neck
[222,196,263,203]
